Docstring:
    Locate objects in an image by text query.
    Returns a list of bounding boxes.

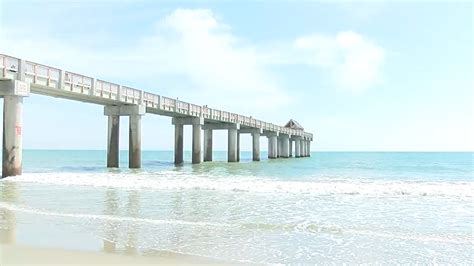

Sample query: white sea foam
[0,202,471,245]
[3,172,473,198]
[0,202,232,227]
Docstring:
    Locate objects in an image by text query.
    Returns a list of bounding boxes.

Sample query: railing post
[90,78,96,96]
[58,70,65,89]
[33,64,37,84]
[17,59,26,81]
[139,90,144,105]
[116,85,121,101]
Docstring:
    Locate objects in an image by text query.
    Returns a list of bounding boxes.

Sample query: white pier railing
[0,54,313,139]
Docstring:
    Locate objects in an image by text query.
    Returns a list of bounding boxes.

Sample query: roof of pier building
[284,119,304,130]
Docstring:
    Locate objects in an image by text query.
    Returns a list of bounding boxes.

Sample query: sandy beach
[0,244,228,265]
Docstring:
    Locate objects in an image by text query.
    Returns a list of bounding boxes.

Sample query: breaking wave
[3,172,473,198]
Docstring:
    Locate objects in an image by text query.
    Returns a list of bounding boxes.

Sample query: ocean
[0,151,472,264]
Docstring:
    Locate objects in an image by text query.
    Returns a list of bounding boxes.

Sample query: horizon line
[19,149,474,153]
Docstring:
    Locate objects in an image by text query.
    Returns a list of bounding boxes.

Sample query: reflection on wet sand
[103,189,118,253]
[101,188,194,258]
[102,189,140,255]
[0,181,17,244]
[125,190,139,255]
[0,183,223,264]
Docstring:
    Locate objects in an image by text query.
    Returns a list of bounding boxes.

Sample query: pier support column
[303,140,308,157]
[172,117,204,164]
[105,105,145,169]
[129,115,141,168]
[203,129,212,162]
[276,137,280,158]
[2,96,24,177]
[289,139,293,157]
[302,140,305,157]
[267,134,278,159]
[0,63,30,178]
[281,135,289,158]
[252,132,260,161]
[278,137,284,158]
[192,123,201,164]
[174,124,184,164]
[237,132,240,162]
[107,115,120,167]
[295,138,301,157]
[304,140,309,157]
[308,141,311,157]
[300,139,305,158]
[228,128,238,162]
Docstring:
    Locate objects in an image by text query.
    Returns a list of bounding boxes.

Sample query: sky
[0,0,472,151]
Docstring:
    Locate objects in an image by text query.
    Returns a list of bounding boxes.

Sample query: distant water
[1,151,472,264]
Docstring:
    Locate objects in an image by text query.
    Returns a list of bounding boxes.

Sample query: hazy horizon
[20,149,473,153]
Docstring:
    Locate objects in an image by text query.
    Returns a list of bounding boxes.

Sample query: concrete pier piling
[228,128,238,162]
[105,105,145,169]
[203,129,213,162]
[289,139,293,157]
[303,140,308,157]
[306,140,309,157]
[281,135,289,158]
[301,139,305,157]
[2,96,24,177]
[236,132,240,162]
[276,137,281,158]
[172,117,203,164]
[267,134,278,159]
[239,128,262,161]
[307,141,311,157]
[107,115,120,167]
[295,138,301,157]
[192,123,201,164]
[0,59,29,178]
[252,131,260,161]
[129,115,141,168]
[174,124,184,164]
[203,123,242,163]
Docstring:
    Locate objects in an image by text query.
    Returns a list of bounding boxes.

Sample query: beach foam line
[3,172,473,198]
[0,202,233,228]
[1,202,471,245]
[344,229,473,244]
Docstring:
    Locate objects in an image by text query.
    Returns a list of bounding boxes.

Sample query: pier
[0,54,314,178]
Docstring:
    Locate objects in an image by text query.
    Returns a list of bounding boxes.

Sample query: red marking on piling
[15,126,21,136]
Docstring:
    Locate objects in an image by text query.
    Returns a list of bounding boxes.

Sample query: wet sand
[0,244,228,265]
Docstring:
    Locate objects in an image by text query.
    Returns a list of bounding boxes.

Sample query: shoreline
[0,244,231,265]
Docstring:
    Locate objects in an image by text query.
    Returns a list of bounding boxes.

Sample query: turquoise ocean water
[0,151,472,264]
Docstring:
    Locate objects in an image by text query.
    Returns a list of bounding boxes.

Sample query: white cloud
[136,9,290,112]
[0,9,290,115]
[1,7,385,115]
[293,31,385,93]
